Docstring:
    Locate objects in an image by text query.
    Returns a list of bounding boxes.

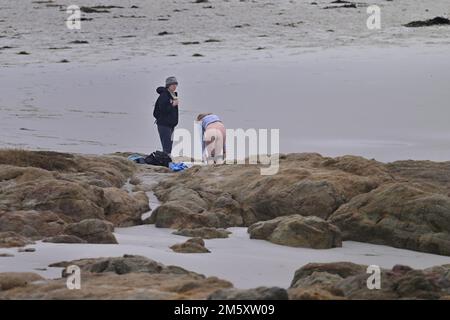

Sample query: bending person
[197,113,226,164]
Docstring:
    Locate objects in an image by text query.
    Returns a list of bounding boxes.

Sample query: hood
[156,86,166,94]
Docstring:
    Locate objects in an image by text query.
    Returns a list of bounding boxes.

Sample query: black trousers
[157,124,174,154]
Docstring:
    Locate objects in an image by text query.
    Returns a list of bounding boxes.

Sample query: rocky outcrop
[147,202,208,229]
[289,262,366,299]
[173,227,231,239]
[50,254,166,275]
[288,286,345,300]
[146,152,450,256]
[329,182,450,256]
[248,215,342,249]
[291,262,366,286]
[151,154,392,229]
[43,235,87,244]
[0,210,66,240]
[156,185,209,213]
[0,255,232,299]
[64,219,118,244]
[0,273,232,300]
[170,238,210,253]
[0,273,44,291]
[0,150,149,247]
[148,201,242,229]
[3,149,450,258]
[0,170,149,225]
[0,150,148,226]
[0,232,34,248]
[289,262,450,300]
[0,173,107,221]
[386,160,450,194]
[103,188,149,227]
[208,287,288,300]
[3,257,450,299]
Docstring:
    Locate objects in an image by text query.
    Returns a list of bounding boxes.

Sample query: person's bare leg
[206,140,215,164]
[205,128,220,164]
[205,123,225,165]
[214,131,224,164]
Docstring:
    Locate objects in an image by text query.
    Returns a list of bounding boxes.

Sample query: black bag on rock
[144,151,172,167]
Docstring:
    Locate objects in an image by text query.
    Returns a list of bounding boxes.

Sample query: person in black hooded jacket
[153,76,179,154]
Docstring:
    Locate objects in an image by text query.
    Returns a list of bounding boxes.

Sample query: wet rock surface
[42,234,87,244]
[329,182,450,256]
[3,258,450,300]
[2,150,450,299]
[170,238,210,253]
[0,232,35,248]
[0,255,232,299]
[3,150,450,256]
[248,215,342,249]
[208,287,289,300]
[50,254,168,275]
[151,154,391,229]
[0,210,66,240]
[0,273,44,292]
[173,227,231,239]
[288,262,450,300]
[148,153,450,256]
[64,219,118,244]
[0,150,148,246]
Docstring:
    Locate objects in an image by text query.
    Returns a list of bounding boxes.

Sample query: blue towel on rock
[169,162,188,172]
[128,154,145,164]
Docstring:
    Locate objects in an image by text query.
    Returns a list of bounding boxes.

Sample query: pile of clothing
[127,152,189,172]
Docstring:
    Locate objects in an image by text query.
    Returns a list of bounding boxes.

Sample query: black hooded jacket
[153,86,179,128]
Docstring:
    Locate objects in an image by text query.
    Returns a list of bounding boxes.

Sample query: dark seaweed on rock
[404,17,450,28]
[69,40,89,44]
[79,6,124,13]
[323,3,357,9]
